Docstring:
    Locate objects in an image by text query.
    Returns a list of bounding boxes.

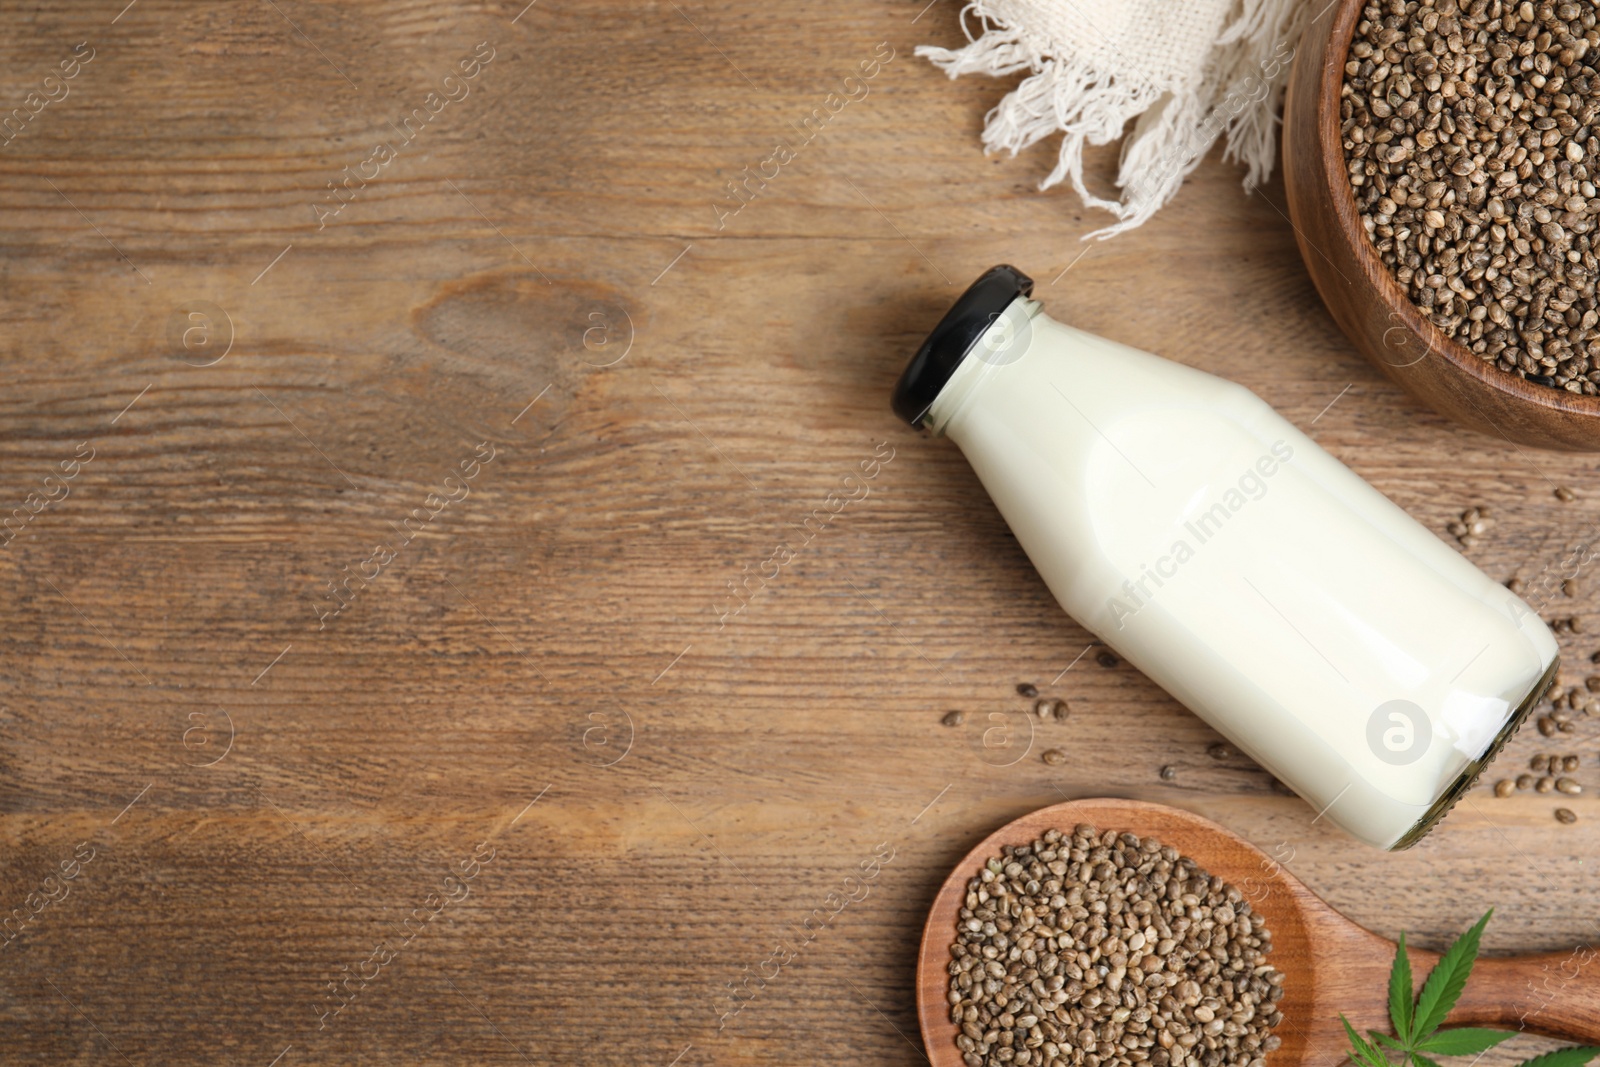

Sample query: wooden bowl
[915,799,1600,1067]
[1282,0,1600,450]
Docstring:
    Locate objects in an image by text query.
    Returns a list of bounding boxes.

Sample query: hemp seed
[1343,2,1600,394]
[948,826,1284,1067]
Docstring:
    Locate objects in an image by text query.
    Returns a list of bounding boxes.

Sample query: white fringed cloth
[917,0,1315,237]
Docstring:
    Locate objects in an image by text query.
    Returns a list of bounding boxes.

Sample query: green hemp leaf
[1342,909,1600,1067]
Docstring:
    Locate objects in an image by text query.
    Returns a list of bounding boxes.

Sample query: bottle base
[1388,654,1561,850]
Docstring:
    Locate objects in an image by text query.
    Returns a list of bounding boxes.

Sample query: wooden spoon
[917,799,1600,1066]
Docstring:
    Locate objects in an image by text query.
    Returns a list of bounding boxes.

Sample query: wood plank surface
[2,1,1599,1065]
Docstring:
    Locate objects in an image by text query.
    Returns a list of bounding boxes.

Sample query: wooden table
[2,2,1598,1064]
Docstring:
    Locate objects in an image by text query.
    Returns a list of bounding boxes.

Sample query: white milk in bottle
[892,266,1558,849]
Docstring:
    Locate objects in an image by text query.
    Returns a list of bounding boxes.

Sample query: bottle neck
[924,296,1041,437]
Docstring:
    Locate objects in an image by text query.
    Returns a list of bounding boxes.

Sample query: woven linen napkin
[918,0,1314,237]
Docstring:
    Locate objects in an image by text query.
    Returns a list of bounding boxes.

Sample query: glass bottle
[893,266,1558,849]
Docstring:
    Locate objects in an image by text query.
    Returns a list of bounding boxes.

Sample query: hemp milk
[892,267,1558,849]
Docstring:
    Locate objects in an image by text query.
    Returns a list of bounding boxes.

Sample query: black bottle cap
[891,264,1034,427]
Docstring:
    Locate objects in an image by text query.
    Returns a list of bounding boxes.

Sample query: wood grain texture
[1283,0,1600,450]
[2,1,1600,1066]
[917,801,1600,1067]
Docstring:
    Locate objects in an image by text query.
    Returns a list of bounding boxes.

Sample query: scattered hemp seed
[1159,764,1178,781]
[1516,773,1534,790]
[1448,507,1495,547]
[1041,748,1068,766]
[1507,576,1525,593]
[1565,754,1582,771]
[1207,742,1236,761]
[1537,776,1555,793]
[1494,779,1515,797]
[943,710,966,727]
[1557,777,1583,795]
[948,826,1284,1067]
[1035,698,1069,721]
[1018,683,1039,698]
[1556,807,1579,824]
[1557,487,1577,502]
[1096,650,1120,669]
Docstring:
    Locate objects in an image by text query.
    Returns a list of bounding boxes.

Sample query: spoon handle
[1444,950,1600,1042]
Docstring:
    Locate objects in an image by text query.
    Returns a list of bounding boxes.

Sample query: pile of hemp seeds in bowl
[1342,0,1600,393]
[946,825,1284,1067]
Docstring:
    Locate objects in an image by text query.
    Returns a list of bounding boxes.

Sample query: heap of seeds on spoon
[947,825,1284,1067]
